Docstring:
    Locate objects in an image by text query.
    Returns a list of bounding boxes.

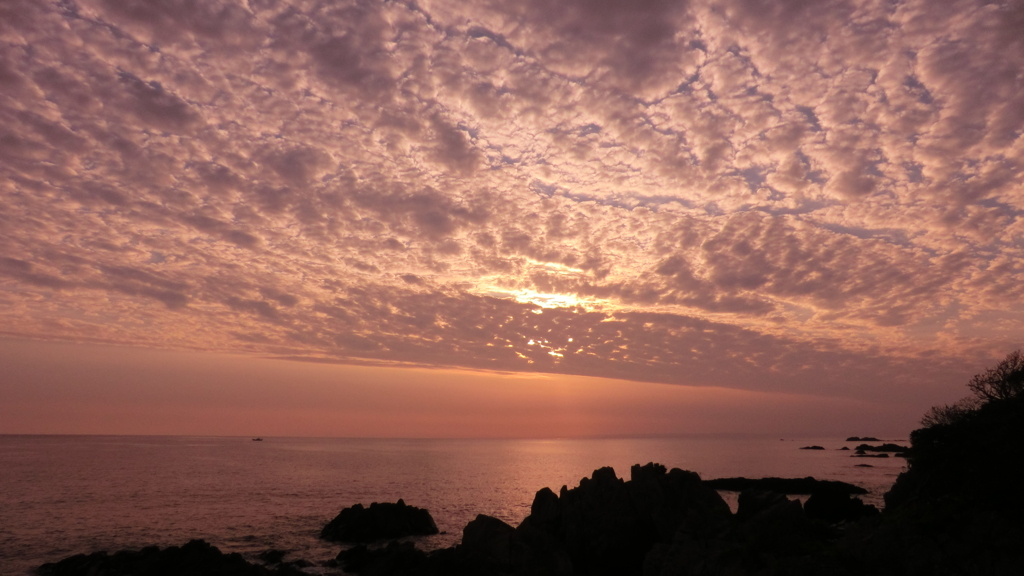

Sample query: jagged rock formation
[523,464,731,576]
[333,464,878,576]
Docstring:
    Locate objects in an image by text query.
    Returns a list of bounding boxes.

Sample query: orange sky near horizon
[1,0,1022,437]
[0,337,927,438]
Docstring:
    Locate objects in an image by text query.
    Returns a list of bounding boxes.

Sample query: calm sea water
[0,435,907,575]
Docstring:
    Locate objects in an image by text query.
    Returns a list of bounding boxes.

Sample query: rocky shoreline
[36,450,1022,576]
[36,353,1024,575]
[40,464,879,576]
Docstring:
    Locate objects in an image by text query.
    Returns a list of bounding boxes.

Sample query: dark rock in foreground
[704,476,868,495]
[528,463,731,576]
[37,539,302,576]
[336,464,887,576]
[321,499,439,542]
[439,463,731,576]
[337,541,429,576]
[258,549,287,564]
[804,489,879,524]
[336,463,732,576]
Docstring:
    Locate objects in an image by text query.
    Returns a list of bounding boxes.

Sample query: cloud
[1,0,1022,405]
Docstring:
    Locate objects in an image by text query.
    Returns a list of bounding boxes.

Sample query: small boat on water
[252,438,263,441]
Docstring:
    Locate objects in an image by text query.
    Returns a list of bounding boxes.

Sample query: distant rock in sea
[320,499,439,542]
[855,443,909,452]
[800,445,826,450]
[846,436,881,441]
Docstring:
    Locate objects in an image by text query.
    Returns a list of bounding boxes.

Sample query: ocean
[0,435,907,575]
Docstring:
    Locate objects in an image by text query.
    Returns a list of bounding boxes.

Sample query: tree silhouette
[919,396,980,428]
[919,349,1024,427]
[966,349,1024,402]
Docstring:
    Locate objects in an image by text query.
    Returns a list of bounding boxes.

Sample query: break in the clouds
[1,0,1022,401]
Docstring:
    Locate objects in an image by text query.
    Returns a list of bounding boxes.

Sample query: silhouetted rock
[286,558,313,568]
[855,443,909,452]
[846,436,880,441]
[855,464,873,467]
[321,499,439,542]
[852,453,889,458]
[735,489,791,520]
[258,549,287,564]
[426,463,731,576]
[804,489,879,524]
[646,488,837,576]
[800,445,826,450]
[512,515,574,576]
[336,541,428,576]
[704,476,868,495]
[839,446,850,450]
[533,464,732,576]
[541,465,653,575]
[528,486,561,533]
[37,540,301,576]
[734,491,828,556]
[460,514,516,570]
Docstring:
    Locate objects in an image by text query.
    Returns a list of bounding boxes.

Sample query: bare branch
[966,350,1024,402]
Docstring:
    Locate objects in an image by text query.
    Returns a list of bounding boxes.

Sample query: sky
[1,0,1022,437]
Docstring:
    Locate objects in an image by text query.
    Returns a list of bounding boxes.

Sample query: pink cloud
[1,0,1022,414]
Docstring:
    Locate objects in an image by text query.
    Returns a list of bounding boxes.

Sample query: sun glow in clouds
[478,286,597,310]
[509,289,587,310]
[1,0,1022,408]
[472,258,604,310]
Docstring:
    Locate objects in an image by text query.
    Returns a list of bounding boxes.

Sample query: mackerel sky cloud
[2,0,1022,408]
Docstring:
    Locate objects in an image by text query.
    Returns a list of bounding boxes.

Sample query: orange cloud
[1,0,1022,419]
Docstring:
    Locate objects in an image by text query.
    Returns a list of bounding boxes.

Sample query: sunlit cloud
[1,0,1022,406]
[482,287,592,310]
